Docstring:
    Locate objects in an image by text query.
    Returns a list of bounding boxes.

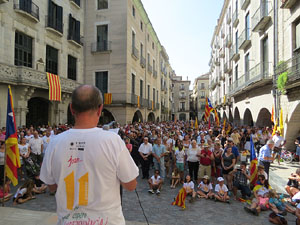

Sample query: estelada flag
[204,97,213,122]
[172,188,187,209]
[195,117,198,129]
[271,105,274,123]
[47,73,61,101]
[249,136,258,186]
[5,85,21,186]
[214,108,220,126]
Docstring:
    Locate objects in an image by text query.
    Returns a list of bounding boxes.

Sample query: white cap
[217,177,224,182]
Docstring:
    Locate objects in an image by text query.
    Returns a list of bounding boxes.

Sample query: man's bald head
[71,85,103,114]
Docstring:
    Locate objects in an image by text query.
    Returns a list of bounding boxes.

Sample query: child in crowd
[148,170,163,195]
[33,175,47,194]
[125,137,132,153]
[0,178,12,202]
[13,179,35,205]
[268,189,295,215]
[171,168,180,189]
[197,175,214,199]
[183,175,196,203]
[214,177,230,203]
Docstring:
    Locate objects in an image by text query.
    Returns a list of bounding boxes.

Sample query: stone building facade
[0,0,84,128]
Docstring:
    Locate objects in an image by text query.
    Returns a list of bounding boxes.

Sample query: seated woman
[183,175,196,203]
[171,168,180,189]
[244,175,271,216]
[197,175,214,199]
[285,168,300,198]
[214,177,230,203]
[0,178,12,202]
[268,189,295,215]
[13,179,35,205]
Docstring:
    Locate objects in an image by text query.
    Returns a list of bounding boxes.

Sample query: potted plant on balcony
[276,60,289,94]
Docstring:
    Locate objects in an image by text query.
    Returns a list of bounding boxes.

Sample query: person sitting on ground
[244,175,271,216]
[0,178,12,202]
[232,162,251,200]
[148,169,163,195]
[214,177,230,203]
[33,175,47,194]
[257,164,268,181]
[285,168,300,198]
[13,179,35,205]
[171,168,180,189]
[268,189,295,215]
[197,175,214,199]
[183,175,196,203]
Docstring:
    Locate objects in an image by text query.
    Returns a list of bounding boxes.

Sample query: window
[15,31,33,68]
[180,84,185,90]
[201,102,205,110]
[180,92,185,97]
[47,1,63,33]
[140,79,143,98]
[147,85,150,100]
[235,31,238,52]
[140,43,143,57]
[147,53,150,64]
[262,37,269,75]
[95,71,108,96]
[180,102,185,110]
[153,88,155,103]
[153,59,156,70]
[98,0,108,10]
[295,19,300,50]
[132,31,135,48]
[235,65,238,84]
[68,14,80,44]
[147,34,149,42]
[245,53,249,75]
[200,91,205,98]
[245,13,250,40]
[97,25,108,51]
[140,21,143,31]
[46,45,58,74]
[132,5,135,17]
[200,83,205,89]
[68,55,77,80]
[152,42,154,50]
[131,73,135,94]
[156,90,158,103]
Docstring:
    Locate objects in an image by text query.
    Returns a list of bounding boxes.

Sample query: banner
[46,73,61,101]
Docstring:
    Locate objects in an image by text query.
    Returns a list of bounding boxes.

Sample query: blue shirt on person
[152,144,166,164]
[258,144,272,162]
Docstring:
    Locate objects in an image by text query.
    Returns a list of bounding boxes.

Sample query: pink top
[126,143,132,151]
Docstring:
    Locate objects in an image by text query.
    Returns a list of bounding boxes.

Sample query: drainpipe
[273,0,279,120]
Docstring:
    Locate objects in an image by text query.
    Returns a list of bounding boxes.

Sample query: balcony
[238,28,251,50]
[147,64,152,74]
[215,58,220,66]
[179,86,185,91]
[140,98,146,108]
[161,105,168,114]
[131,46,139,60]
[46,16,63,36]
[161,85,167,91]
[226,11,231,24]
[131,94,138,106]
[226,34,232,48]
[153,69,158,78]
[221,29,225,39]
[230,62,272,96]
[179,95,186,100]
[252,1,272,32]
[68,33,82,47]
[224,61,232,74]
[230,44,240,62]
[179,108,186,112]
[241,0,250,10]
[140,56,146,68]
[220,48,225,58]
[281,0,298,8]
[0,62,80,93]
[147,100,153,110]
[232,10,239,28]
[14,0,39,22]
[156,103,160,110]
[70,0,80,8]
[91,41,112,53]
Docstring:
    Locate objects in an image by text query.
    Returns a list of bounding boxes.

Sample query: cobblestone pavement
[2,167,297,225]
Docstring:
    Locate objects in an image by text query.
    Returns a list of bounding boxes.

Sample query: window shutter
[57,6,63,33]
[75,20,80,42]
[68,14,73,39]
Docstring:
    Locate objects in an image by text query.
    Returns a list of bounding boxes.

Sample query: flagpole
[2,143,6,207]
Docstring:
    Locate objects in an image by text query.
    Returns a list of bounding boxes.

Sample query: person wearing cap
[214,177,230,203]
[197,143,214,182]
[232,162,251,200]
[258,139,275,178]
[272,130,285,165]
[197,175,214,199]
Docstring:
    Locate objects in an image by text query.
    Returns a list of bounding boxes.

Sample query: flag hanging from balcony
[137,96,140,108]
[204,97,213,122]
[214,108,220,126]
[271,105,274,124]
[104,93,112,104]
[5,85,21,186]
[222,118,226,132]
[279,108,284,135]
[152,101,154,111]
[195,117,198,129]
[47,73,61,101]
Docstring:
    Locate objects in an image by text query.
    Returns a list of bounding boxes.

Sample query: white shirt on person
[186,147,199,162]
[215,184,228,195]
[138,143,152,154]
[24,135,33,143]
[29,137,43,155]
[40,127,139,225]
[175,149,185,163]
[150,175,161,185]
[42,135,51,153]
[272,135,284,148]
[198,182,213,192]
[183,181,194,190]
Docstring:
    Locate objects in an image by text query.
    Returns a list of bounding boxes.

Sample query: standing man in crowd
[152,137,167,179]
[42,130,51,155]
[258,139,274,178]
[138,137,152,179]
[40,85,138,225]
[29,130,43,165]
[272,130,285,165]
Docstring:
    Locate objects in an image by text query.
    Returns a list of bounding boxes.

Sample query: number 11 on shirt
[64,171,89,210]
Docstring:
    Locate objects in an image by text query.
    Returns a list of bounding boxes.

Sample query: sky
[141,0,224,84]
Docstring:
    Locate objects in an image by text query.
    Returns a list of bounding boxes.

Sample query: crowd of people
[0,120,300,224]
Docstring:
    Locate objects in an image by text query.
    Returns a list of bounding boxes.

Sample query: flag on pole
[279,108,284,135]
[172,188,187,209]
[214,108,220,126]
[271,105,274,123]
[5,86,21,186]
[195,117,198,129]
[272,119,278,136]
[204,97,213,122]
[249,136,258,186]
[222,118,226,132]
[46,73,61,101]
[226,123,232,134]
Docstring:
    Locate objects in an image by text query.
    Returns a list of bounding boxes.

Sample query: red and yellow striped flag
[137,96,140,108]
[5,85,21,186]
[104,93,112,104]
[271,105,274,123]
[214,108,220,126]
[172,188,187,209]
[152,101,154,110]
[47,73,61,101]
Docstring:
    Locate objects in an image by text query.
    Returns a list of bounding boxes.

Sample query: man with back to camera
[40,85,139,225]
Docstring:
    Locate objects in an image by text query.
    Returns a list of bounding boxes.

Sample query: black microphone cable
[135,188,150,225]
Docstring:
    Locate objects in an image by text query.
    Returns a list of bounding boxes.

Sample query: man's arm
[121,179,137,191]
[48,184,57,193]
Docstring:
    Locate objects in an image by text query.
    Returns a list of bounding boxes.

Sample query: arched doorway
[99,109,115,125]
[285,103,300,151]
[256,108,272,127]
[229,110,233,123]
[67,104,74,126]
[148,112,155,122]
[132,110,143,123]
[156,117,160,122]
[244,108,253,126]
[234,107,241,126]
[27,97,49,127]
[179,113,186,121]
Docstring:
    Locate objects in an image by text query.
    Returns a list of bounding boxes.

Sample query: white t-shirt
[186,148,199,162]
[42,136,51,152]
[25,135,33,143]
[272,135,284,148]
[150,175,161,185]
[183,181,194,190]
[29,137,43,155]
[138,143,152,154]
[198,181,213,192]
[215,184,228,195]
[257,186,269,196]
[18,144,29,156]
[14,188,27,198]
[40,128,139,225]
[175,149,185,163]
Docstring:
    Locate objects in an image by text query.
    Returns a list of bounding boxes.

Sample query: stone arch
[285,102,300,151]
[244,108,254,126]
[148,112,155,122]
[179,113,186,121]
[229,109,233,123]
[26,97,50,127]
[234,107,241,126]
[156,117,160,122]
[256,108,272,127]
[132,110,143,123]
[99,108,115,125]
